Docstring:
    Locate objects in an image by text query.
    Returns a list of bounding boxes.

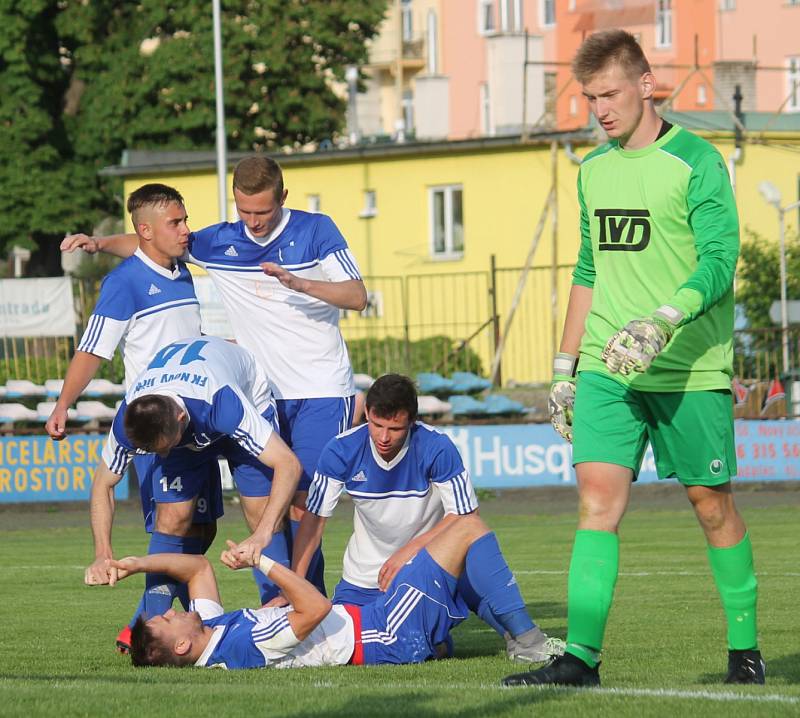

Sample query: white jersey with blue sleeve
[192,600,355,670]
[101,336,276,475]
[77,249,201,388]
[187,209,360,400]
[306,422,479,588]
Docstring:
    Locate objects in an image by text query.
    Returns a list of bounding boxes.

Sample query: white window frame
[307,194,321,213]
[428,185,464,260]
[359,190,377,218]
[401,0,413,42]
[656,0,672,48]
[426,10,438,74]
[500,0,524,31]
[480,82,493,135]
[788,57,800,112]
[477,0,495,35]
[402,89,415,133]
[719,0,735,10]
[541,0,555,28]
[696,83,707,106]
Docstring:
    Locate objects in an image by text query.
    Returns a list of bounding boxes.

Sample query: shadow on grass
[297,687,571,718]
[698,651,800,685]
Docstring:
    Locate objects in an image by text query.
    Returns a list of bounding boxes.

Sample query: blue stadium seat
[448,395,488,416]
[449,371,492,394]
[416,372,455,395]
[483,394,526,415]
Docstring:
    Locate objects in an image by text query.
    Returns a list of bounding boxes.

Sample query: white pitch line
[4,566,800,579]
[514,569,800,577]
[308,681,798,705]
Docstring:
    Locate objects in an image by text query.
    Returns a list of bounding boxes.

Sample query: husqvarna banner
[441,420,800,488]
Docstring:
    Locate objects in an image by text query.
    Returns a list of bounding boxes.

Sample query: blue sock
[141,532,204,618]
[290,519,327,597]
[456,574,505,637]
[465,532,535,638]
[252,527,291,604]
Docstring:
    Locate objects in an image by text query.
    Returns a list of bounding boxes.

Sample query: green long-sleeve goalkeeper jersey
[573,124,739,392]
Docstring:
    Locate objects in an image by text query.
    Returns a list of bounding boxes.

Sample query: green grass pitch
[1,482,798,717]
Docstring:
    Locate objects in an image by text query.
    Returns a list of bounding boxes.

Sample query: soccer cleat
[115,625,132,654]
[502,652,600,687]
[724,649,765,685]
[506,629,566,663]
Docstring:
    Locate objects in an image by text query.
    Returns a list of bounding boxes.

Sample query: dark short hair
[126,183,185,221]
[365,374,418,422]
[123,395,182,452]
[572,29,651,84]
[129,615,181,667]
[232,156,284,200]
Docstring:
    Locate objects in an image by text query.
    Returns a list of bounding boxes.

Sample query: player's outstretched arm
[61,232,138,259]
[85,460,123,586]
[222,541,331,641]
[230,432,303,565]
[109,554,221,604]
[260,262,367,310]
[46,351,103,440]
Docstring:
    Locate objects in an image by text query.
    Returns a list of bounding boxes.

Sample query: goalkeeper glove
[549,352,577,443]
[601,306,683,376]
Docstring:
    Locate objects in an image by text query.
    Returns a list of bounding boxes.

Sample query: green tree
[737,227,800,329]
[1,0,389,270]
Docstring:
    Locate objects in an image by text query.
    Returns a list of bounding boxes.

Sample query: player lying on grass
[286,373,563,663]
[106,513,541,669]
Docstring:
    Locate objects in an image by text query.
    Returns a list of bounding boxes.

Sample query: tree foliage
[737,227,800,329]
[0,0,389,270]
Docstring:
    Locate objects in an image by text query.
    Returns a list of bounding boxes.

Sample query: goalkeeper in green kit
[504,30,763,688]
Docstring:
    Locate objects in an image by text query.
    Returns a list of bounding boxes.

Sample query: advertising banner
[0,277,76,337]
[441,420,800,488]
[0,434,129,503]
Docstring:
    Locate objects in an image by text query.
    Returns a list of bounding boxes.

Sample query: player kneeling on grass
[105,514,536,669]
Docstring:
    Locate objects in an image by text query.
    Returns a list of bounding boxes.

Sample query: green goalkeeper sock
[565,529,619,668]
[707,532,759,650]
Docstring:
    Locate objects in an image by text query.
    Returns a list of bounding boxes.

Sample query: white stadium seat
[417,395,452,416]
[36,402,79,423]
[83,379,125,397]
[44,379,64,398]
[5,380,46,398]
[75,401,118,422]
[0,403,39,424]
[353,373,375,391]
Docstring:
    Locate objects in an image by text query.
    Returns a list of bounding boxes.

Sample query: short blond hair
[232,156,284,200]
[572,29,651,84]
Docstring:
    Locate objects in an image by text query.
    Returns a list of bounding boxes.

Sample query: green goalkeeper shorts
[572,370,737,486]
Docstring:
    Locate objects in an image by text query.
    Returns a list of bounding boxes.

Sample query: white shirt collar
[243,208,291,246]
[194,625,225,667]
[134,247,182,280]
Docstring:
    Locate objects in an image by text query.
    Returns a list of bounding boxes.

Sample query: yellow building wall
[120,133,800,383]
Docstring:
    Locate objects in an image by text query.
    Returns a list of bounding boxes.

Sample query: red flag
[761,378,786,414]
[731,377,749,405]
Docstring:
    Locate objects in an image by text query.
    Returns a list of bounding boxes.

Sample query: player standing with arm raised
[505,30,762,688]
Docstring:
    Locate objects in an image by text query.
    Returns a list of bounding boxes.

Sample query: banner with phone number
[0,434,129,503]
[439,419,800,488]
